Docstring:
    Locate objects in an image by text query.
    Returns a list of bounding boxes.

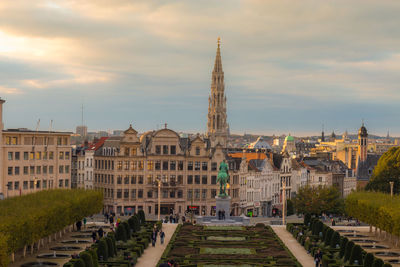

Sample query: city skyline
[1,1,400,136]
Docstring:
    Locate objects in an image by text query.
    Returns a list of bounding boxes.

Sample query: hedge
[344,241,354,262]
[349,244,363,265]
[364,253,375,267]
[80,251,94,267]
[346,192,400,237]
[97,239,108,261]
[0,189,103,266]
[138,210,146,224]
[372,258,384,267]
[116,225,128,242]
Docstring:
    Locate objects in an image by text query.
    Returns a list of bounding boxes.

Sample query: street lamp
[282,177,286,225]
[156,178,161,221]
[390,181,394,197]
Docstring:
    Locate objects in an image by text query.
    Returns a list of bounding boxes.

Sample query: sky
[1,0,400,136]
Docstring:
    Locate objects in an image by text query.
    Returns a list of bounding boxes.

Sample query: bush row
[346,192,400,238]
[0,189,103,267]
[287,215,392,267]
[63,213,158,267]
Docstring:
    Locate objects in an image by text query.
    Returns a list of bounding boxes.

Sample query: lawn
[158,224,302,266]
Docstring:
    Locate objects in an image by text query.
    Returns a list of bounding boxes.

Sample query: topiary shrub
[322,226,329,240]
[138,210,146,224]
[63,262,74,267]
[324,228,334,245]
[79,251,93,267]
[71,259,85,267]
[255,223,265,229]
[339,237,348,258]
[133,215,141,232]
[382,264,392,267]
[330,231,341,248]
[304,213,311,226]
[88,249,98,267]
[107,232,117,255]
[122,221,131,238]
[372,258,384,267]
[115,225,128,242]
[105,237,114,257]
[349,244,363,265]
[128,217,135,231]
[97,238,108,261]
[344,241,355,262]
[364,252,374,267]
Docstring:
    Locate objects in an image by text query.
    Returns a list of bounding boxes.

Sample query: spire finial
[217,37,221,48]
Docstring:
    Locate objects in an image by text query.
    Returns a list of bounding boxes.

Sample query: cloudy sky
[1,0,400,136]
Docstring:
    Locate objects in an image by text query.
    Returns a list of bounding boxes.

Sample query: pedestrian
[105,212,109,223]
[169,215,173,223]
[116,218,121,228]
[83,217,87,229]
[218,210,221,220]
[175,214,179,224]
[151,230,157,247]
[222,210,225,220]
[109,215,114,225]
[91,231,97,243]
[182,216,186,223]
[98,227,104,238]
[314,248,322,267]
[160,230,165,244]
[76,220,82,231]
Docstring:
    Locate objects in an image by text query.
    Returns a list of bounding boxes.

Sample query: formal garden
[157,223,302,267]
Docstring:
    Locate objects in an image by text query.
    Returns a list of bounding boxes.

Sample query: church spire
[207,38,228,148]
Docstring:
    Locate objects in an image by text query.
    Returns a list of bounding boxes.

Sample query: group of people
[159,259,179,267]
[91,227,104,243]
[151,224,165,246]
[163,214,181,224]
[217,210,226,220]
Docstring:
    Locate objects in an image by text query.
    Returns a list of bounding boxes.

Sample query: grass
[204,226,245,231]
[207,236,246,241]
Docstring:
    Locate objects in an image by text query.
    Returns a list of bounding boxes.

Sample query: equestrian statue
[216,161,230,197]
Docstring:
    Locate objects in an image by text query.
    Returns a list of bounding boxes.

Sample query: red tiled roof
[88,137,108,151]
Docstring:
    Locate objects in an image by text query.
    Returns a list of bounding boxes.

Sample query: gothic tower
[207,38,228,148]
[358,123,368,163]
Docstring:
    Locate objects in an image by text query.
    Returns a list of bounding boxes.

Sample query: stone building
[0,99,72,199]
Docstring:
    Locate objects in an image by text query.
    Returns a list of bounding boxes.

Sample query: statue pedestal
[215,196,231,220]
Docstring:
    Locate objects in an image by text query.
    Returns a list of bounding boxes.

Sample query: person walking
[109,215,114,225]
[76,220,82,231]
[91,231,97,243]
[98,227,104,238]
[151,230,157,247]
[160,230,165,245]
[222,210,225,220]
[83,217,87,229]
[314,248,322,267]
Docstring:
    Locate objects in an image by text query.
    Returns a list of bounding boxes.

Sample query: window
[177,190,183,198]
[117,189,122,199]
[49,166,54,174]
[195,175,200,184]
[155,145,161,154]
[124,176,129,184]
[162,161,168,170]
[211,189,217,198]
[211,176,217,185]
[59,179,63,187]
[202,175,207,184]
[131,189,136,199]
[147,160,154,171]
[148,206,151,214]
[64,151,70,160]
[24,152,28,160]
[8,152,13,160]
[162,190,168,198]
[195,161,200,171]
[23,166,28,175]
[15,152,20,160]
[138,161,144,170]
[36,166,41,174]
[160,145,168,155]
[195,189,200,199]
[155,160,161,170]
[173,162,181,172]
[30,166,34,175]
[131,175,136,184]
[43,166,47,174]
[211,162,217,171]
[147,175,153,184]
[43,151,48,160]
[57,137,62,146]
[178,175,183,184]
[117,176,122,184]
[8,167,12,175]
[170,145,176,155]
[124,161,130,170]
[14,181,19,190]
[117,161,122,170]
[36,152,41,160]
[30,152,34,160]
[196,147,200,155]
[187,161,193,171]
[23,181,28,189]
[43,180,47,189]
[170,190,175,198]
[138,175,143,184]
[138,189,143,198]
[59,165,64,174]
[187,175,193,184]
[14,166,19,175]
[65,179,69,187]
[30,181,34,189]
[202,189,207,199]
[170,161,176,170]
[202,162,208,171]
[59,151,64,160]
[147,190,153,198]
[170,175,176,183]
[131,161,137,170]
[65,165,69,173]
[124,189,129,199]
[49,152,54,160]
[6,182,12,190]
[124,148,130,156]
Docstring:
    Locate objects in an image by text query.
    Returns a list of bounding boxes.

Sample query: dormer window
[196,147,200,155]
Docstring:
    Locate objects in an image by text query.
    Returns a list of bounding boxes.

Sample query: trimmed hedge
[372,258,384,267]
[80,251,94,267]
[0,189,103,266]
[349,244,363,265]
[344,241,355,262]
[364,252,375,267]
[138,210,146,224]
[97,238,108,261]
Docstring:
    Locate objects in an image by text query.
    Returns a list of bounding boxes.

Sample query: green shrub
[79,251,94,267]
[364,252,374,267]
[339,237,348,258]
[372,258,384,267]
[344,241,355,262]
[349,244,363,265]
[330,231,340,248]
[138,210,146,224]
[97,239,108,261]
[286,199,294,216]
[304,213,311,226]
[63,262,74,267]
[122,221,131,238]
[88,249,99,267]
[324,228,334,245]
[133,215,141,232]
[71,259,86,267]
[105,237,114,257]
[116,225,128,242]
[128,217,135,231]
[107,233,117,255]
[383,264,392,267]
[255,223,265,229]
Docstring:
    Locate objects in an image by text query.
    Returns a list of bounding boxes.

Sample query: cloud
[0,86,22,95]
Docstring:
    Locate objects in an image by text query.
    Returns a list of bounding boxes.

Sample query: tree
[330,231,340,248]
[366,147,400,192]
[349,244,363,265]
[293,185,344,215]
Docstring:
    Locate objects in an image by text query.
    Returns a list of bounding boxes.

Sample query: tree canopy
[366,147,400,193]
[293,185,344,215]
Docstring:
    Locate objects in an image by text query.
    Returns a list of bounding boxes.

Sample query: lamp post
[282,177,286,225]
[156,178,161,221]
[390,181,394,197]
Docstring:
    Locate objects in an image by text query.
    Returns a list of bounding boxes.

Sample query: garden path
[271,225,315,267]
[135,223,178,267]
